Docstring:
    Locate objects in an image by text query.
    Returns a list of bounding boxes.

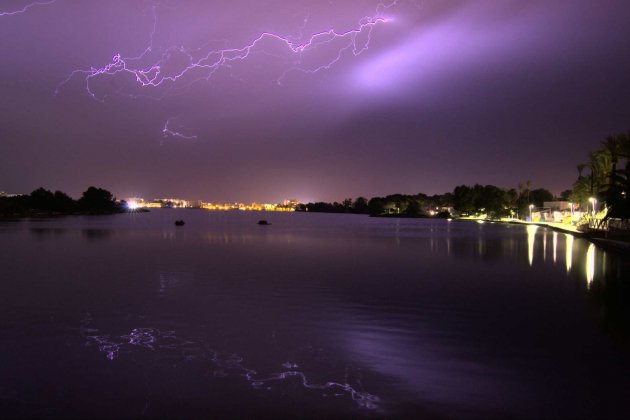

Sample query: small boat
[174,220,185,226]
[257,220,270,225]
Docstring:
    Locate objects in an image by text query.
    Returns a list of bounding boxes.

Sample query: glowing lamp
[588,197,597,215]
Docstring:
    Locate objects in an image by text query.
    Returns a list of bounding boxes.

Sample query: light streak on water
[586,243,595,287]
[527,225,538,266]
[565,234,574,272]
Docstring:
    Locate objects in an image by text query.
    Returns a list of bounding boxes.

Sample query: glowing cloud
[354,2,564,94]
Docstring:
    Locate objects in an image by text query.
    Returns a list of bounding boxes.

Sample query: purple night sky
[1,0,629,203]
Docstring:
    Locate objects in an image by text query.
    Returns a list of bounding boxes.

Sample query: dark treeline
[298,184,555,219]
[0,186,124,217]
[570,132,630,219]
[298,128,630,222]
[453,184,553,219]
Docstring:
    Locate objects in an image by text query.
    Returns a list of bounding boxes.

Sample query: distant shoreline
[0,209,130,219]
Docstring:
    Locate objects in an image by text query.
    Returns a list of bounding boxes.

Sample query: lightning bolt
[162,117,198,142]
[0,0,55,17]
[56,1,399,101]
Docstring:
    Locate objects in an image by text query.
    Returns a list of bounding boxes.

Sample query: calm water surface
[1,210,629,418]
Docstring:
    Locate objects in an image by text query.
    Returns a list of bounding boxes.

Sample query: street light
[529,204,534,221]
[588,197,597,217]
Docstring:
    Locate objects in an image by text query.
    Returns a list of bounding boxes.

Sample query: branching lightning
[0,0,55,17]
[56,1,400,101]
[162,117,198,141]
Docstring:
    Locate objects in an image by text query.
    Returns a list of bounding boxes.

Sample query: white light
[127,201,140,210]
[527,225,538,266]
[586,243,595,286]
[565,235,573,273]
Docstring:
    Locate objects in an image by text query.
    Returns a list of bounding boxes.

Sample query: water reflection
[586,243,595,287]
[339,318,516,416]
[527,225,538,266]
[453,224,617,294]
[3,212,630,418]
[566,234,574,272]
[80,313,380,410]
[156,269,197,297]
[29,227,68,239]
[82,229,112,242]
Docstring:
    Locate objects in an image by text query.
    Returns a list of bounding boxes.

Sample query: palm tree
[525,180,532,204]
[618,131,630,159]
[588,150,612,195]
[602,135,621,182]
[600,133,630,219]
[577,164,586,179]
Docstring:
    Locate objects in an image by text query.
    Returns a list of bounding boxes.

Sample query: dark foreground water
[1,210,629,418]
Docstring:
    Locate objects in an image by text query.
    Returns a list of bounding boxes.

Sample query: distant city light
[121,196,298,212]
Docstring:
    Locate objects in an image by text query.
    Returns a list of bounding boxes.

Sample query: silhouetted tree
[353,197,369,214]
[342,198,353,212]
[530,188,554,207]
[78,186,119,213]
[560,190,572,201]
[53,190,76,212]
[405,199,421,216]
[600,132,630,219]
[475,185,510,218]
[29,187,56,211]
[368,197,385,215]
[453,185,475,215]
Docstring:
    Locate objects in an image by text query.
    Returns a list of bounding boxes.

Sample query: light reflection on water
[0,212,629,418]
[527,225,538,266]
[519,224,610,290]
[566,233,574,272]
[586,243,596,287]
